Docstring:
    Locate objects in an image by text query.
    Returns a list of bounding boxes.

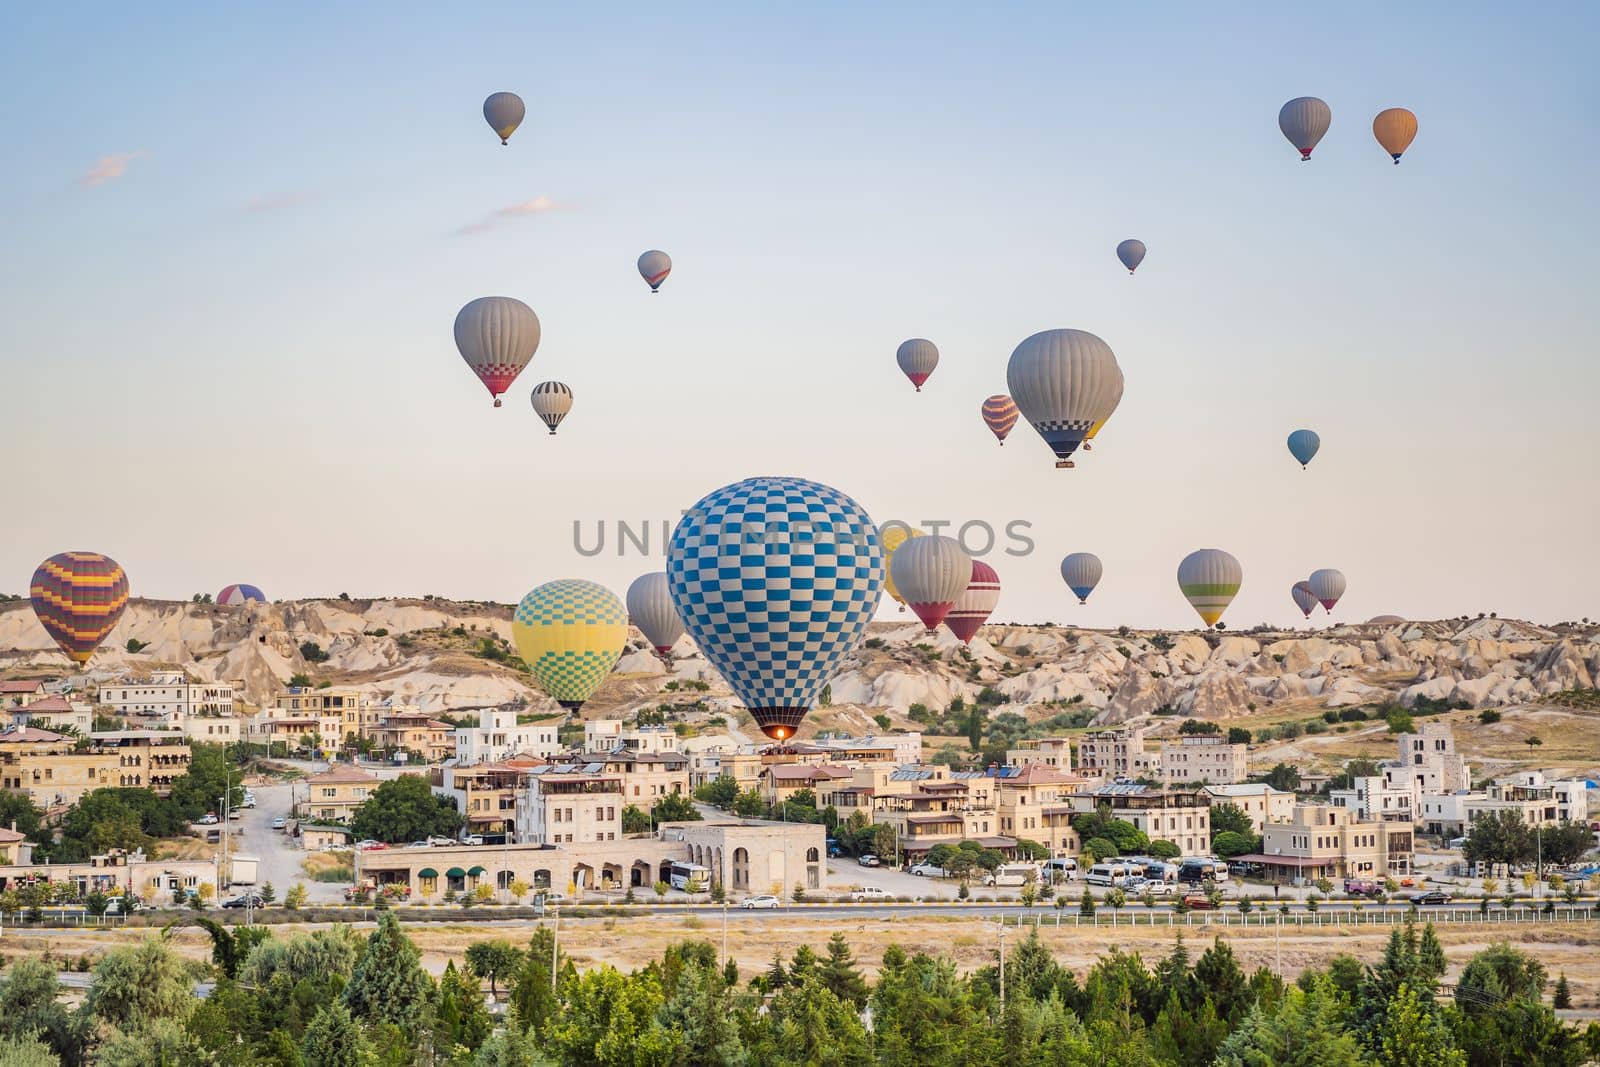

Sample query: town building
[0,845,211,902]
[297,824,352,852]
[88,731,191,795]
[1384,721,1472,813]
[1419,772,1590,837]
[243,714,330,754]
[274,687,384,744]
[806,732,924,766]
[369,711,454,763]
[990,764,1087,841]
[0,726,119,807]
[1007,737,1074,769]
[451,707,561,763]
[98,673,234,720]
[578,748,691,809]
[1200,783,1296,834]
[1329,775,1416,824]
[301,764,381,823]
[1059,784,1213,858]
[438,756,548,841]
[1158,734,1249,785]
[760,763,853,806]
[0,680,49,708]
[8,695,93,735]
[515,764,625,845]
[1239,803,1414,883]
[1076,725,1158,779]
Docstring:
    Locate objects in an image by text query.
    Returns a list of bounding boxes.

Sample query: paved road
[233,782,347,904]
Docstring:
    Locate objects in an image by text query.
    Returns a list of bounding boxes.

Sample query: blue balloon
[667,476,885,742]
[1287,429,1321,469]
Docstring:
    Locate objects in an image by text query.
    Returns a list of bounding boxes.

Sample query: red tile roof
[0,681,45,694]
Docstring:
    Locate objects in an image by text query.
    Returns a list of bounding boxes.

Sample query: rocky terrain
[1,599,1597,741]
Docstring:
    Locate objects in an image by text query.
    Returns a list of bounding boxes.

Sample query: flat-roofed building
[515,764,624,845]
[0,727,119,808]
[1060,783,1213,858]
[369,712,454,764]
[98,673,234,720]
[441,756,547,840]
[452,707,561,763]
[1077,726,1156,779]
[89,731,191,795]
[760,763,853,806]
[1238,803,1414,883]
[1201,783,1296,834]
[1007,737,1074,769]
[1158,734,1248,785]
[1330,775,1415,823]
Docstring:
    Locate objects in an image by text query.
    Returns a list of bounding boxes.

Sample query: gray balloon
[483,92,526,145]
[626,572,684,655]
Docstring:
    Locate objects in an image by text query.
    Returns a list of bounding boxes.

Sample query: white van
[1043,858,1078,881]
[984,863,1038,888]
[1085,862,1133,887]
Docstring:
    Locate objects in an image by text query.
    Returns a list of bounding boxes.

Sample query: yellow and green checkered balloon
[512,579,628,710]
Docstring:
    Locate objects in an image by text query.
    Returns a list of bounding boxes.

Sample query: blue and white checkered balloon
[667,476,885,741]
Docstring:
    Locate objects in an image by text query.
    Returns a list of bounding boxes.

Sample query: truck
[227,855,260,886]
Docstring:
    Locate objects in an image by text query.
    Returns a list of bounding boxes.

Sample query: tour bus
[1124,857,1178,882]
[1084,862,1135,887]
[667,861,711,891]
[1177,858,1230,884]
[1042,857,1078,882]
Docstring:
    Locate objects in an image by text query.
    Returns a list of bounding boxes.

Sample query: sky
[3,3,1598,630]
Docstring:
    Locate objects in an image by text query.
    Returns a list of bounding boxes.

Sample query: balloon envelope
[890,535,971,633]
[1116,239,1146,274]
[896,339,939,392]
[1291,581,1318,619]
[626,572,684,655]
[218,584,267,606]
[1006,329,1124,468]
[1279,97,1332,160]
[667,476,884,741]
[30,552,129,665]
[946,560,1000,645]
[1308,568,1346,613]
[483,92,526,144]
[1177,549,1242,627]
[638,250,672,291]
[454,297,541,407]
[1372,108,1418,163]
[1287,429,1321,468]
[880,524,924,610]
[512,579,628,710]
[981,395,1019,444]
[530,381,573,434]
[1060,553,1103,605]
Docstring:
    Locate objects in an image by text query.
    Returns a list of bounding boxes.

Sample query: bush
[1478,709,1502,724]
[1338,707,1368,722]
[299,641,330,664]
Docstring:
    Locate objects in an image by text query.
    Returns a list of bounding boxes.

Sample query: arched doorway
[732,847,750,890]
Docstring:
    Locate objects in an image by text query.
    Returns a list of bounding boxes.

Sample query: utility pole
[551,905,560,993]
[722,901,729,967]
[997,917,1006,1016]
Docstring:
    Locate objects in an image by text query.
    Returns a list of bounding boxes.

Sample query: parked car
[909,862,947,877]
[1181,894,1216,911]
[428,836,456,847]
[1129,878,1176,896]
[1410,890,1451,905]
[221,894,265,909]
[462,835,485,847]
[271,817,287,830]
[197,813,219,826]
[857,854,881,867]
[1344,879,1383,898]
[355,840,385,851]
[240,793,256,809]
[850,886,891,902]
[740,894,781,909]
[409,841,431,849]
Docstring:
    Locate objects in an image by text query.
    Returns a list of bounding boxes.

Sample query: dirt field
[12,914,1599,1014]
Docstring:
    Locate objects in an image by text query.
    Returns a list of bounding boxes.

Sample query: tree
[1464,809,1536,866]
[284,883,308,910]
[694,775,740,808]
[1554,973,1572,1009]
[466,939,525,999]
[301,1002,373,1067]
[342,913,433,1032]
[1262,763,1301,792]
[1147,839,1181,860]
[821,932,868,1007]
[1387,710,1415,734]
[435,960,493,1055]
[1082,836,1120,862]
[621,805,653,834]
[1377,981,1466,1066]
[1226,727,1252,745]
[1215,975,1367,1066]
[1537,821,1595,866]
[168,744,244,821]
[731,789,765,818]
[1212,831,1258,858]
[1209,803,1254,838]
[299,641,330,664]
[1179,719,1221,735]
[0,958,73,1060]
[85,939,196,1035]
[544,966,682,1065]
[1079,888,1096,916]
[509,927,560,1036]
[96,1017,213,1067]
[1456,942,1548,1012]
[347,774,463,843]
[0,1035,58,1067]
[652,793,701,823]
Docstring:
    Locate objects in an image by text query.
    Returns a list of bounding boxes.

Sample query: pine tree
[342,912,433,1032]
[435,960,492,1055]
[1376,981,1466,1066]
[301,1002,374,1067]
[789,944,819,983]
[1554,973,1572,1010]
[822,932,869,1008]
[1417,922,1446,983]
[762,949,790,992]
[510,927,559,1036]
[1193,938,1250,1024]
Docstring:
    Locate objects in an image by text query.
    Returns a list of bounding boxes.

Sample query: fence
[1005,905,1598,929]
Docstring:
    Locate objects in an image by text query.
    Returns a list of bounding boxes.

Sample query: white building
[1385,721,1471,814]
[98,673,235,719]
[583,719,625,751]
[810,732,924,766]
[1201,783,1296,834]
[7,695,94,736]
[515,764,625,845]
[1330,775,1415,823]
[452,707,561,764]
[1158,734,1248,785]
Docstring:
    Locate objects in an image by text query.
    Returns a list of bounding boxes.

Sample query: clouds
[79,152,143,187]
[456,195,565,236]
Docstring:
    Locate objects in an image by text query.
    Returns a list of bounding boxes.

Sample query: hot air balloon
[1060,553,1103,605]
[511,579,629,711]
[1308,568,1346,614]
[1116,239,1146,274]
[1291,581,1318,619]
[667,476,884,741]
[626,572,684,656]
[981,395,1019,445]
[30,552,129,665]
[896,339,938,392]
[1372,108,1418,164]
[880,524,924,613]
[454,297,541,407]
[1006,329,1125,469]
[530,381,573,434]
[1177,549,1242,628]
[1279,97,1332,161]
[946,560,1000,645]
[1287,429,1320,469]
[1367,614,1406,625]
[218,584,267,606]
[483,92,526,145]
[1081,370,1125,453]
[638,250,672,292]
[890,535,971,634]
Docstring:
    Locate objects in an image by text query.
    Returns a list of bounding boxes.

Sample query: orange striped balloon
[30,552,129,665]
[981,394,1019,445]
